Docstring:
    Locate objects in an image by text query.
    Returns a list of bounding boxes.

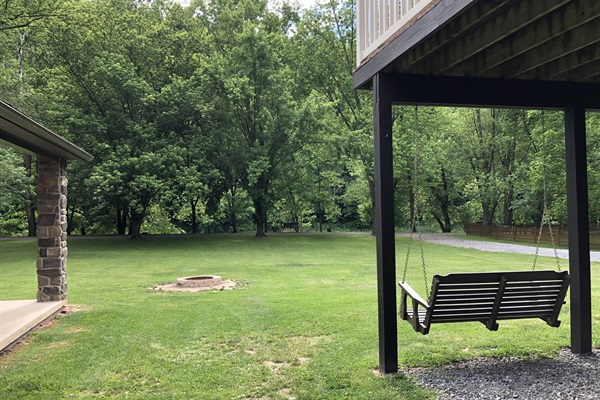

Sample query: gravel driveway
[398,233,599,399]
[400,232,600,262]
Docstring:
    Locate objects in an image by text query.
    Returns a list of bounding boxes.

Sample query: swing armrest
[399,281,430,334]
[399,281,429,309]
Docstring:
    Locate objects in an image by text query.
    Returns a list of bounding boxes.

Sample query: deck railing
[356,0,435,66]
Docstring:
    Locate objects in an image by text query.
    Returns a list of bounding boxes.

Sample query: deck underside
[355,0,600,88]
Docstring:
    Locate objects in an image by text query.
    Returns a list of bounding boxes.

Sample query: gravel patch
[399,233,600,262]
[404,349,600,400]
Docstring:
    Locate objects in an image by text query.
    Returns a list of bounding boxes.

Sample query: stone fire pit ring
[154,275,236,292]
[177,275,223,288]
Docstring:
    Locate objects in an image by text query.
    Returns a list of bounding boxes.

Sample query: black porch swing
[399,108,571,335]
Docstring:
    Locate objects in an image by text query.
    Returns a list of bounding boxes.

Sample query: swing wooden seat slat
[399,270,570,335]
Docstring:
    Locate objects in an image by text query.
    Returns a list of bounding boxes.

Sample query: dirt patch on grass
[264,361,290,375]
[277,388,296,400]
[285,335,328,365]
[39,318,59,329]
[0,340,30,365]
[45,340,71,349]
[297,356,310,365]
[62,304,89,314]
[286,335,326,347]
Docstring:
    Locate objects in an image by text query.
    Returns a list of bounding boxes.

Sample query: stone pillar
[36,157,68,302]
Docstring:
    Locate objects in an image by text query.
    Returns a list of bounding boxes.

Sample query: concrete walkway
[0,300,65,352]
[400,233,600,262]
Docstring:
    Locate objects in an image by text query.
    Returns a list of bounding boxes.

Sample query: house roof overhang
[354,0,600,109]
[0,99,92,162]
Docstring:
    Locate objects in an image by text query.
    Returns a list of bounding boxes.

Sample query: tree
[0,1,66,237]
[0,146,29,236]
[518,110,566,227]
[33,0,203,238]
[418,108,462,233]
[0,0,62,31]
[272,96,342,232]
[200,0,317,237]
[297,0,375,230]
[450,109,527,226]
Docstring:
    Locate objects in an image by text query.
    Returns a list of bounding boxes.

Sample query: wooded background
[2,0,600,238]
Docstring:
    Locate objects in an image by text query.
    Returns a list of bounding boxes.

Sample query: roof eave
[0,100,93,162]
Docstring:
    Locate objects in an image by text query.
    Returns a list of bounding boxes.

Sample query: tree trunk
[318,207,323,233]
[66,203,74,235]
[130,217,143,240]
[366,167,376,234]
[481,200,499,226]
[23,154,36,237]
[253,175,269,238]
[433,214,452,233]
[191,199,198,234]
[317,167,323,233]
[437,167,452,232]
[482,203,493,226]
[25,196,36,236]
[254,198,267,237]
[117,206,128,235]
[227,188,238,233]
[129,208,145,240]
[443,212,452,233]
[433,214,446,233]
[503,189,513,225]
[264,210,269,233]
[18,30,26,95]
[230,202,238,234]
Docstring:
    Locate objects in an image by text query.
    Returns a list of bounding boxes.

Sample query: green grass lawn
[0,234,598,399]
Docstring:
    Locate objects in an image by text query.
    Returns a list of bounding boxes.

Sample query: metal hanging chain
[402,105,430,298]
[533,111,547,270]
[533,111,562,271]
[402,108,417,283]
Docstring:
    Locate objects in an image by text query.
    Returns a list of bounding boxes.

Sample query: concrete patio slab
[0,300,65,352]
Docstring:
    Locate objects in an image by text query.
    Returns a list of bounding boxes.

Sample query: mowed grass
[0,234,598,399]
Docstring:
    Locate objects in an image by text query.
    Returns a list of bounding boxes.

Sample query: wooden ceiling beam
[442,0,600,77]
[394,0,510,72]
[513,43,600,81]
[385,73,600,110]
[554,58,600,82]
[405,0,569,74]
[491,16,600,79]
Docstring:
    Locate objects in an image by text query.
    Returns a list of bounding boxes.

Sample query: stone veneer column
[36,157,68,302]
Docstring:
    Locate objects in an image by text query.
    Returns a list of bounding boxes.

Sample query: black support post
[564,107,592,353]
[373,73,398,373]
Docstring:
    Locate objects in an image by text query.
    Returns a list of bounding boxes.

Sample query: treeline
[1,0,599,238]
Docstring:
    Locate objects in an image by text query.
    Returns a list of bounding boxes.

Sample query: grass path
[0,234,597,399]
